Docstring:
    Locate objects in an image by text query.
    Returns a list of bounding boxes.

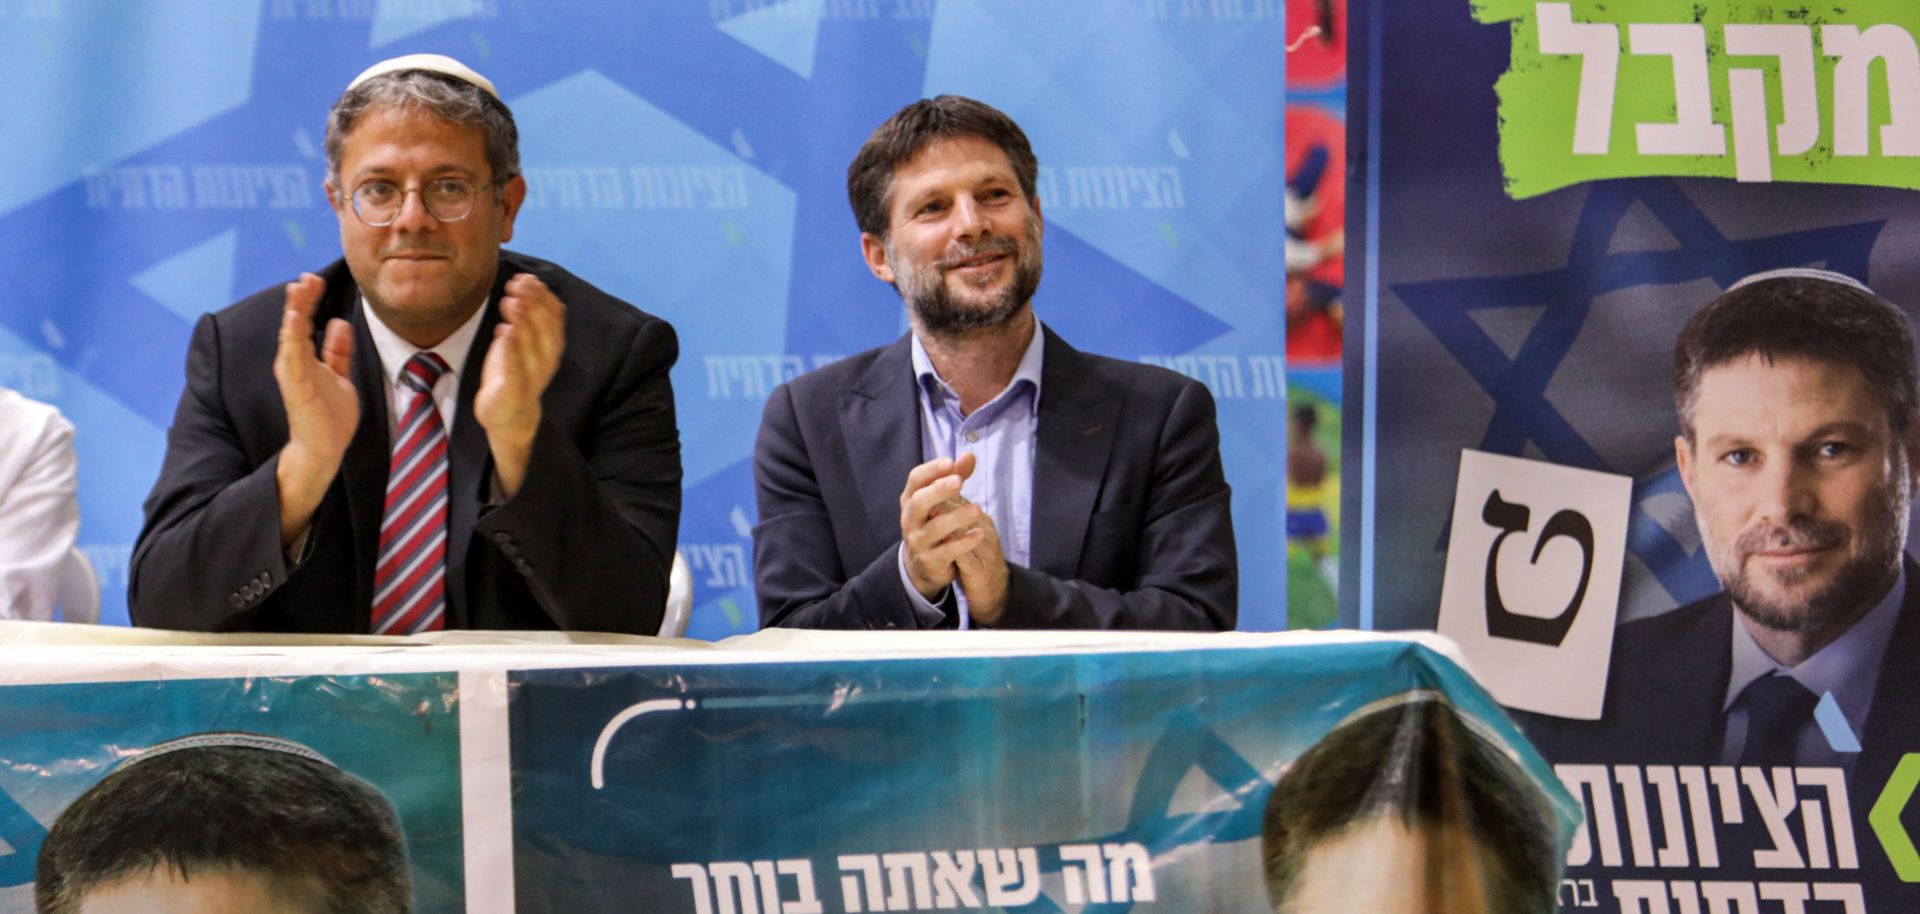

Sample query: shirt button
[965,430,980,443]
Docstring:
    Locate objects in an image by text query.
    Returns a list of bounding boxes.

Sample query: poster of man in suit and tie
[1348,1,1920,910]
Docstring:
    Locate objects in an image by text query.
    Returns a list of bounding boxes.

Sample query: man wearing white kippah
[130,55,681,635]
[1524,269,1920,904]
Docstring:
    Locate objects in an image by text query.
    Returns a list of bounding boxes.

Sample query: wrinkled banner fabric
[0,629,1572,913]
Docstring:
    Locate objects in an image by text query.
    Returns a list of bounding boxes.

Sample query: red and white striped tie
[372,352,451,634]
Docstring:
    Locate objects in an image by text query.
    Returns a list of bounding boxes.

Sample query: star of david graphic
[0,8,1229,428]
[1391,179,1882,601]
[567,678,1280,914]
[998,713,1268,913]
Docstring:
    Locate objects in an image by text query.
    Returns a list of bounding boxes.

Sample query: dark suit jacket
[752,326,1236,630]
[130,250,681,634]
[1523,558,1920,908]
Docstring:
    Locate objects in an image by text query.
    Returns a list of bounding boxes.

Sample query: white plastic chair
[55,546,99,624]
[659,550,693,638]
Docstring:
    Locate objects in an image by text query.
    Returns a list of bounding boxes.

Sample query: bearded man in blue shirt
[752,96,1236,631]
[1525,269,1920,908]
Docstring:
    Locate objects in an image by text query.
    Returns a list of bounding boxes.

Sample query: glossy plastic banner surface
[0,0,1287,634]
[0,628,1573,913]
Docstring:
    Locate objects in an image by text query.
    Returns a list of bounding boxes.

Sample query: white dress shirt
[0,388,79,620]
[361,296,488,436]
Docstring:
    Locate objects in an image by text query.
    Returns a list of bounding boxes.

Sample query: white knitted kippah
[1726,267,1874,295]
[347,53,500,101]
[118,731,336,771]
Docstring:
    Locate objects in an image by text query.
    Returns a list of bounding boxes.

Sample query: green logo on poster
[1870,753,1920,881]
[1473,1,1920,199]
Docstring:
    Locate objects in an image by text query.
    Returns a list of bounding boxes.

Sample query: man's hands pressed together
[952,481,1009,625]
[477,273,566,497]
[898,451,1010,626]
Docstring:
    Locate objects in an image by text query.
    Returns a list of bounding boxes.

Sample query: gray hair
[323,69,520,188]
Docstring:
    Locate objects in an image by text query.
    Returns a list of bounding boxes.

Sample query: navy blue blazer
[752,325,1236,630]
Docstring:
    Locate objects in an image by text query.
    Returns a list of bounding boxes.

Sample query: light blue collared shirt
[1717,566,1905,769]
[895,323,1045,628]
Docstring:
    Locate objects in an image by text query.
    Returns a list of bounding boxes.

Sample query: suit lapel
[1857,556,1920,790]
[336,275,389,632]
[1638,596,1737,759]
[842,337,922,557]
[442,265,511,627]
[1029,328,1119,579]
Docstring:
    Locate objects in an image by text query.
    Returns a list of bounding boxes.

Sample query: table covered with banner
[0,626,1576,913]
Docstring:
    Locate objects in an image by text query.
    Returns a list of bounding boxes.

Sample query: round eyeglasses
[350,178,496,227]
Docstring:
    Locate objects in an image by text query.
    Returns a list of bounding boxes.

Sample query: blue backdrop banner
[0,0,1287,634]
[0,670,465,912]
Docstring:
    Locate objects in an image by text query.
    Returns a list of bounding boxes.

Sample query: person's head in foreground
[1261,693,1560,914]
[35,733,410,914]
[1673,268,1920,665]
[1291,403,1318,439]
[847,94,1044,343]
